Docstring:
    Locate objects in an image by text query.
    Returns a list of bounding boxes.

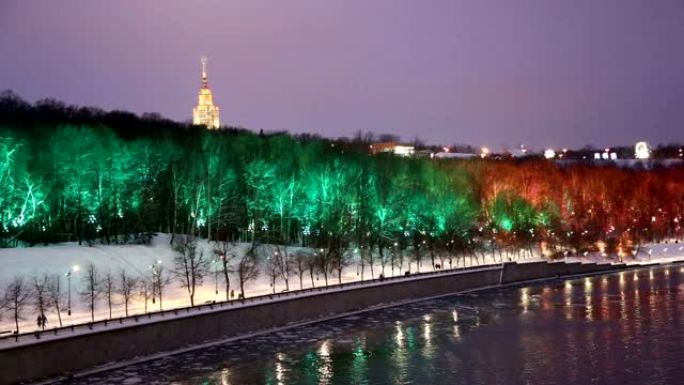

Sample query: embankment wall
[0,261,630,384]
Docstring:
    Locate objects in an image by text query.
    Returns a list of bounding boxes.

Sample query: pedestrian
[230,289,234,300]
[36,314,42,328]
[41,314,47,328]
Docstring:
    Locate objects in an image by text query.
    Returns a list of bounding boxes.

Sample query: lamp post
[214,258,219,295]
[66,264,79,316]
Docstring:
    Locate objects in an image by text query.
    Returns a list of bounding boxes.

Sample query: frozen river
[68,264,684,385]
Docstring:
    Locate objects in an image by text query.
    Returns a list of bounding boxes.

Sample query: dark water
[70,265,684,385]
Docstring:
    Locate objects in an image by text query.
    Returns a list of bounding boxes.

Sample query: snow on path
[0,264,506,349]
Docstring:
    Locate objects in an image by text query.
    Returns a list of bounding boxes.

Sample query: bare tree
[151,262,170,310]
[172,235,210,306]
[103,270,115,319]
[314,248,332,286]
[138,276,153,313]
[306,251,317,288]
[2,276,32,335]
[293,249,311,290]
[236,243,260,298]
[117,269,137,317]
[265,246,280,294]
[79,263,100,322]
[47,274,66,327]
[274,245,294,291]
[361,246,375,279]
[31,274,50,330]
[332,247,353,284]
[213,241,237,301]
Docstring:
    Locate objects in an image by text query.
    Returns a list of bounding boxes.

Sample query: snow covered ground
[0,234,683,338]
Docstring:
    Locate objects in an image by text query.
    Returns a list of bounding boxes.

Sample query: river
[68,264,684,385]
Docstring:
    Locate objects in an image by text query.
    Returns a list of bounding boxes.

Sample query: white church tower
[192,56,221,129]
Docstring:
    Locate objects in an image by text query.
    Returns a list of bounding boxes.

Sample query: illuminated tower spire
[201,56,208,87]
[193,56,221,129]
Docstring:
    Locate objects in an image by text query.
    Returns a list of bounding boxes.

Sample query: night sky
[1,0,683,149]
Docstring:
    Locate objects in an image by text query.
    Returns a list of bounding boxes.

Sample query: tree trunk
[55,301,63,327]
[224,273,230,301]
[14,300,19,334]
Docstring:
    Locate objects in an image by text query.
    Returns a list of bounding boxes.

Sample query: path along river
[68,264,684,385]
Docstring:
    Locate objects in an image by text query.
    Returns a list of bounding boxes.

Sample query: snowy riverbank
[1,234,683,334]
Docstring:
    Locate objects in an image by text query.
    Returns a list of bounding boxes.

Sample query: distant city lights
[635,141,650,159]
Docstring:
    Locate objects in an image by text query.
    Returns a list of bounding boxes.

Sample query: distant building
[507,148,528,158]
[433,152,477,159]
[369,142,415,157]
[635,141,650,159]
[413,149,434,158]
[192,56,221,129]
[594,149,618,160]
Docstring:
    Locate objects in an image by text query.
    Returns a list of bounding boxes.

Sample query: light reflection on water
[70,265,684,385]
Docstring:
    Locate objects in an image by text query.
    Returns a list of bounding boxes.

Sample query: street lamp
[66,264,79,316]
[214,258,220,295]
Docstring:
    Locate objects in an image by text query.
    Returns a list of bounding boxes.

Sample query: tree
[306,249,318,288]
[47,274,66,327]
[2,276,32,335]
[213,241,237,301]
[79,263,100,322]
[117,269,137,317]
[265,250,279,294]
[360,246,375,279]
[331,245,353,284]
[313,248,331,286]
[103,270,115,319]
[273,245,294,291]
[236,243,260,298]
[293,249,311,290]
[138,276,153,313]
[31,273,49,330]
[172,235,210,306]
[151,261,170,310]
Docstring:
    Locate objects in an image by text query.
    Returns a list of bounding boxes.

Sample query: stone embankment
[0,260,659,384]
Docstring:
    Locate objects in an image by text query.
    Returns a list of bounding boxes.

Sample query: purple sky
[1,0,684,149]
